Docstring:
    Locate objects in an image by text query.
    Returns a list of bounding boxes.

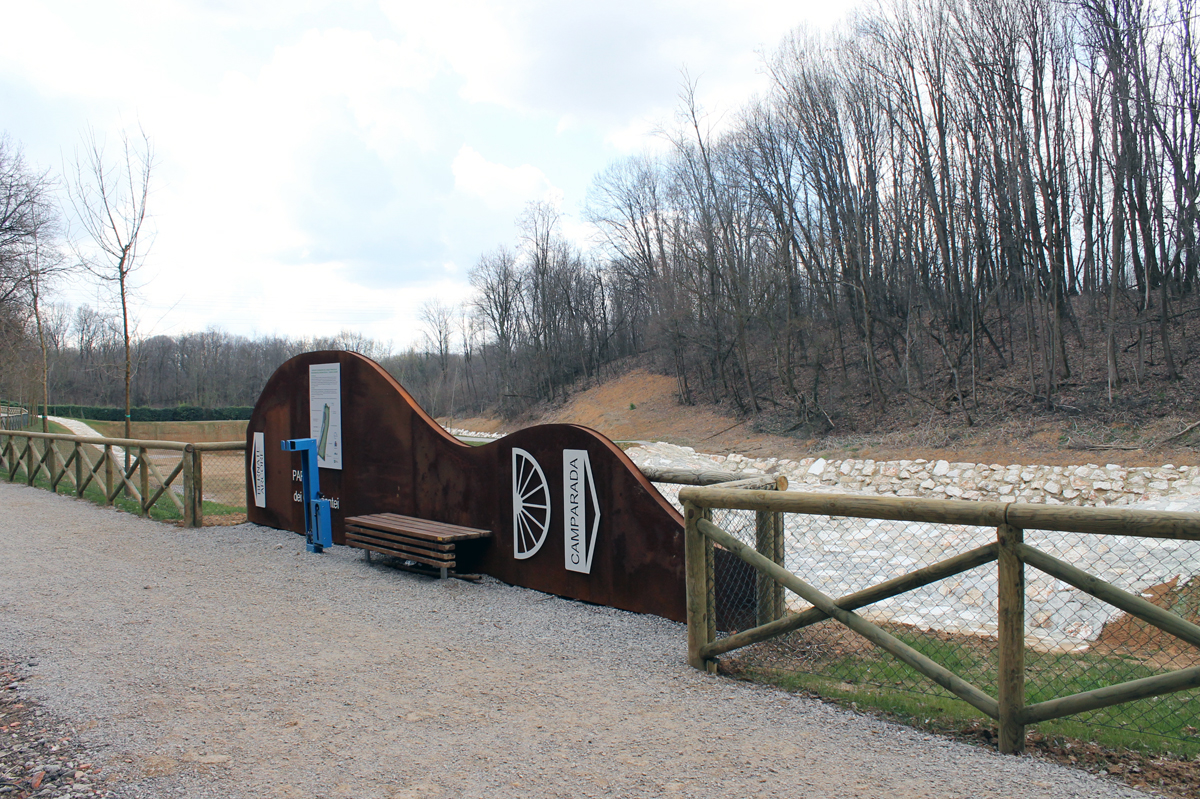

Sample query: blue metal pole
[281,438,330,553]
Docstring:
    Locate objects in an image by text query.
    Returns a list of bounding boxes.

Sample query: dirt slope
[451,368,1200,467]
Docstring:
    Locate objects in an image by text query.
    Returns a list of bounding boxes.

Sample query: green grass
[20,416,72,435]
[729,626,1200,758]
[2,456,244,522]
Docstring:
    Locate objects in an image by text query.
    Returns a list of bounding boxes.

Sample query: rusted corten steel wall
[245,351,687,621]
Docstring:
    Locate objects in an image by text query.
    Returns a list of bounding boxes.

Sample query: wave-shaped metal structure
[245,351,686,621]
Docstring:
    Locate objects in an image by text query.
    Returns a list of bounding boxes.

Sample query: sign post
[280,437,333,553]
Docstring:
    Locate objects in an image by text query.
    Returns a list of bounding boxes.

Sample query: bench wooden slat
[371,516,490,541]
[348,512,491,542]
[343,513,491,579]
[345,525,455,552]
[346,540,456,569]
[345,533,455,563]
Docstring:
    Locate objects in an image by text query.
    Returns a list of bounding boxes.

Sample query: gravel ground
[0,482,1154,799]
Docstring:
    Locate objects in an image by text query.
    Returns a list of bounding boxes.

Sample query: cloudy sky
[3,0,850,348]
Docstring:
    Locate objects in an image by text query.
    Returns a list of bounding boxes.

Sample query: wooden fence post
[998,523,1026,754]
[774,511,786,619]
[74,441,83,497]
[703,507,715,664]
[192,447,204,527]
[756,509,781,626]
[25,437,35,486]
[182,445,195,527]
[139,446,150,516]
[684,500,714,672]
[46,440,58,491]
[104,445,114,505]
[6,436,16,482]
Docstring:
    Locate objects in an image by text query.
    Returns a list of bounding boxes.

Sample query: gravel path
[0,483,1150,799]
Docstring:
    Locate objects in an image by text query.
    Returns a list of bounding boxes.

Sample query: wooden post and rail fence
[0,429,244,527]
[679,486,1200,754]
[0,405,30,431]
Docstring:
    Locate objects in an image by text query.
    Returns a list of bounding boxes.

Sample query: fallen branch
[1157,420,1200,446]
[700,419,748,442]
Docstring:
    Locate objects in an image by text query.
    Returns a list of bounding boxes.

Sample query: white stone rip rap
[630,441,1200,649]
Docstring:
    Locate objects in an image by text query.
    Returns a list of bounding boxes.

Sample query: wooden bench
[343,513,492,579]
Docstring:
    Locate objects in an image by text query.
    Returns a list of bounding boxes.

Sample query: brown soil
[83,419,247,444]
[448,367,1200,467]
[1092,576,1200,670]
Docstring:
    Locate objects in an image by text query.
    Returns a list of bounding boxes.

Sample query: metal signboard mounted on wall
[245,351,686,621]
[252,432,266,508]
[308,363,343,470]
[562,449,599,574]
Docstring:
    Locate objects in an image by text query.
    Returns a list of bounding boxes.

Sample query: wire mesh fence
[699,503,1200,752]
[193,446,248,519]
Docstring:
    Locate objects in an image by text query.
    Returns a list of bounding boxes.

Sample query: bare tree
[66,126,153,443]
[22,228,70,430]
[0,137,52,308]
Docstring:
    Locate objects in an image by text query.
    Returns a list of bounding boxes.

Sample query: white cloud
[451,145,557,209]
[6,0,863,345]
[379,0,528,107]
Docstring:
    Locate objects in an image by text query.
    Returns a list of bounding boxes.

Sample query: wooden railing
[0,429,244,527]
[679,486,1200,754]
[0,406,29,431]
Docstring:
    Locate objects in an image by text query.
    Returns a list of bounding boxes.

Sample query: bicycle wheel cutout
[512,448,551,559]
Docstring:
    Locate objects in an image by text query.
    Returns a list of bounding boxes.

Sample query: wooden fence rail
[0,406,29,431]
[678,487,1200,755]
[0,429,245,527]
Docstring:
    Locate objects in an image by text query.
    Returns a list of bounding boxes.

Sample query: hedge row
[41,405,254,422]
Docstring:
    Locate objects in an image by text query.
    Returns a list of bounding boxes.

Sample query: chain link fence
[697,502,1200,753]
[190,444,247,522]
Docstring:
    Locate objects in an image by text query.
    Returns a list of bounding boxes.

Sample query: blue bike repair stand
[281,438,333,553]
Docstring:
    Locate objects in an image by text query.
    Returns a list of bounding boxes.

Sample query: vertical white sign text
[563,449,600,574]
[252,432,266,507]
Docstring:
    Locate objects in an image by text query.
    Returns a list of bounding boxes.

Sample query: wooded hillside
[461,0,1200,433]
[3,0,1199,443]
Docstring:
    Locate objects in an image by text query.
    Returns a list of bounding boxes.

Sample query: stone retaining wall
[633,442,1200,506]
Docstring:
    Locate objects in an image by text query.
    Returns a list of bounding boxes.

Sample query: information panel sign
[309,363,343,469]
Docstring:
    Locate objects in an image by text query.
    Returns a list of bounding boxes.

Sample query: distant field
[82,419,248,443]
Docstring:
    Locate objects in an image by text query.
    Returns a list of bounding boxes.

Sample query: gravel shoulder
[0,482,1152,799]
